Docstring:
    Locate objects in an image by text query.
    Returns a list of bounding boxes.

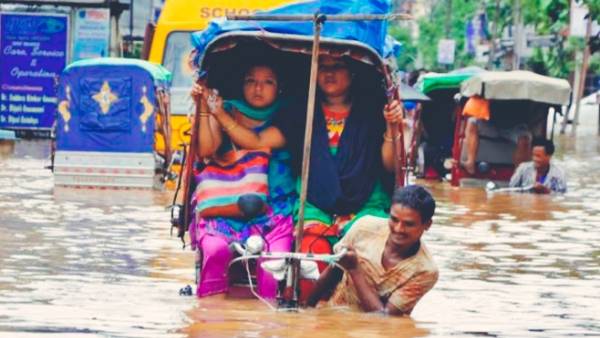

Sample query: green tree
[392,0,598,77]
[522,0,599,77]
[388,25,418,71]
[416,0,478,71]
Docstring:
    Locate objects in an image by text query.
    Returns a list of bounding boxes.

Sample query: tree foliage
[390,0,599,77]
[388,25,418,71]
[413,0,478,71]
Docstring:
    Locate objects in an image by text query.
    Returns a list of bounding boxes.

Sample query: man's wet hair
[392,185,436,223]
[532,137,555,156]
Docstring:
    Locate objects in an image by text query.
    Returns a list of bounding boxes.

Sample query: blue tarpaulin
[56,58,171,153]
[191,0,400,61]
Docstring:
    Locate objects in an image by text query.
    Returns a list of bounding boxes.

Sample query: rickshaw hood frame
[194,31,393,76]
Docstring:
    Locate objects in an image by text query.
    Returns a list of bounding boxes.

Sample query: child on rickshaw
[189,62,296,299]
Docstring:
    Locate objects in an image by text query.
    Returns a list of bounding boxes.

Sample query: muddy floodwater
[0,106,599,338]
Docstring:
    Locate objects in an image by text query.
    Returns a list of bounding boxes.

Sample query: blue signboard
[0,13,69,131]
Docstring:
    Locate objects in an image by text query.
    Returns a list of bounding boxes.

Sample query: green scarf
[223,99,282,121]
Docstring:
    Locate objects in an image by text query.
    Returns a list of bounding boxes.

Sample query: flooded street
[1,106,599,338]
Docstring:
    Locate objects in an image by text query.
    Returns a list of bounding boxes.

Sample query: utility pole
[512,0,522,70]
[487,0,501,69]
[445,0,452,39]
[445,0,453,70]
[571,16,593,136]
[128,0,134,54]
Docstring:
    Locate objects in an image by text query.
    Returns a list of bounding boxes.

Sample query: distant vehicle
[450,70,571,187]
[52,58,174,189]
[414,67,482,179]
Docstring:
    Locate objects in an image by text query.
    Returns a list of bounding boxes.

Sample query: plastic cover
[190,0,400,61]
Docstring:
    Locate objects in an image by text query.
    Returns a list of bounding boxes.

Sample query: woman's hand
[204,88,226,116]
[190,83,205,106]
[383,100,403,124]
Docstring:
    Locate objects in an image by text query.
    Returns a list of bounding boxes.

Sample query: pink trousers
[195,222,293,298]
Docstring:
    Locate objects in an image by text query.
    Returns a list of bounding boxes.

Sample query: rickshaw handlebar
[230,242,348,263]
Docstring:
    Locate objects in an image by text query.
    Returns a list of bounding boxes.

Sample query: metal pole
[445,0,452,38]
[445,0,452,71]
[227,13,412,21]
[109,14,120,56]
[295,14,324,253]
[129,0,134,53]
[289,14,325,305]
[561,53,580,134]
[512,0,521,70]
[487,0,500,69]
[571,16,593,136]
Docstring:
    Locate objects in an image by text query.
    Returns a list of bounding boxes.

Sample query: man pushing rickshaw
[173,0,439,315]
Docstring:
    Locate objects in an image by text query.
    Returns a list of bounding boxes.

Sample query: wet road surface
[0,106,599,337]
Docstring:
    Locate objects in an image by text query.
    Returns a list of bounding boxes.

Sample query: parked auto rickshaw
[450,70,571,187]
[414,67,482,179]
[53,58,174,189]
[173,0,409,309]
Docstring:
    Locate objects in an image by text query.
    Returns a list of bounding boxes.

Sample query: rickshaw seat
[461,136,516,165]
[460,124,517,165]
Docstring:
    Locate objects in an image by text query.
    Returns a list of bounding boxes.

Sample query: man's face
[532,146,551,170]
[388,204,431,248]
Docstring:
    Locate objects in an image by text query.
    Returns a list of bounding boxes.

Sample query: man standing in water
[307,185,438,316]
[509,138,567,194]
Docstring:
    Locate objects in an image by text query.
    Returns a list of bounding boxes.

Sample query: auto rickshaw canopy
[460,70,571,106]
[56,58,172,153]
[417,67,484,94]
[64,58,173,87]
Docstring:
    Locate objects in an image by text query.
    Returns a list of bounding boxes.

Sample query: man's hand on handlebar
[337,246,358,271]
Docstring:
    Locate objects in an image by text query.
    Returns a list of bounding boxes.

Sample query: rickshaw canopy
[460,70,571,106]
[190,0,401,62]
[56,58,172,153]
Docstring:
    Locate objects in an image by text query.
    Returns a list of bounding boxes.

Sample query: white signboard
[437,39,456,65]
[72,8,110,61]
[570,0,600,37]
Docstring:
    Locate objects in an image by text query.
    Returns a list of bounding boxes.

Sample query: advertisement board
[438,39,456,65]
[569,0,600,38]
[0,13,69,131]
[72,8,110,61]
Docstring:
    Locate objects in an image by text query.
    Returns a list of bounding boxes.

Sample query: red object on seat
[424,166,440,179]
[298,234,332,303]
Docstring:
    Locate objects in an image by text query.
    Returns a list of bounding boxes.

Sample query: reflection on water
[1,106,599,338]
[0,141,193,338]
